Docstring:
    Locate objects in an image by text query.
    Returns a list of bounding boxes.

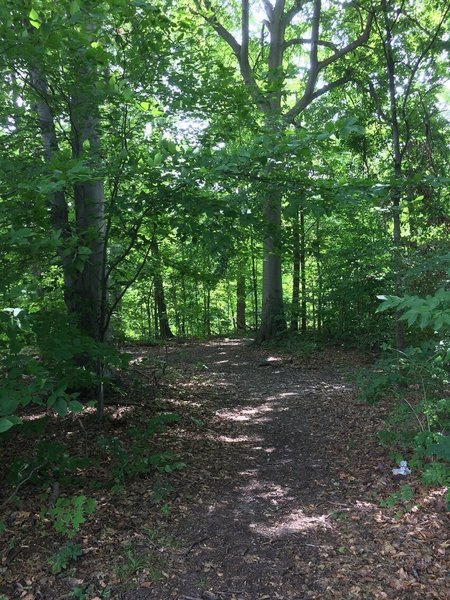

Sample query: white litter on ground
[392,460,411,476]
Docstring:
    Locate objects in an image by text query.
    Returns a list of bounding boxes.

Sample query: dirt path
[121,339,448,600]
[1,339,447,600]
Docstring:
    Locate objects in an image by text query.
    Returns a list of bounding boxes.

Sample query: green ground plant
[97,413,185,491]
[46,495,96,539]
[48,541,82,574]
[116,542,167,583]
[359,286,450,506]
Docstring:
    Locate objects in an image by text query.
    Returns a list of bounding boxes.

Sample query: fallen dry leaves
[0,339,448,599]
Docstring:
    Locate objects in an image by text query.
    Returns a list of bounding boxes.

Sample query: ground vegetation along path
[123,338,448,600]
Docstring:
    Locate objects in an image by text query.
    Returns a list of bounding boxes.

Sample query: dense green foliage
[359,283,450,505]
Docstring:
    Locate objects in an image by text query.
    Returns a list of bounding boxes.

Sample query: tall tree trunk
[300,209,307,332]
[257,3,287,340]
[153,291,159,338]
[70,39,109,419]
[226,280,234,329]
[311,283,316,332]
[170,276,182,336]
[203,285,211,336]
[382,0,405,350]
[150,236,174,339]
[30,69,74,312]
[236,275,246,331]
[315,220,323,335]
[181,275,186,335]
[32,63,107,417]
[250,229,259,331]
[145,295,152,338]
[290,208,300,331]
[72,178,105,341]
[258,187,286,340]
[70,50,107,343]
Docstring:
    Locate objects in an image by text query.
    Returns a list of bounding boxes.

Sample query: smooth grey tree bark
[31,48,107,345]
[70,99,106,342]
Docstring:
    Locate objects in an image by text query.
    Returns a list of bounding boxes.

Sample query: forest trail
[121,339,448,600]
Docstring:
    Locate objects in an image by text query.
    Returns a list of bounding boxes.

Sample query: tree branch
[367,79,388,122]
[282,0,310,27]
[284,38,338,50]
[400,5,450,116]
[262,0,274,22]
[283,0,321,121]
[193,0,240,55]
[102,243,152,337]
[309,74,351,103]
[318,11,373,70]
[193,0,267,111]
[241,0,250,58]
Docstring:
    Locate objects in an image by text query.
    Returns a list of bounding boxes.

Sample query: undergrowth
[358,287,450,508]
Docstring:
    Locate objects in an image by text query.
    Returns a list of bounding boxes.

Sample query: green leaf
[426,435,450,461]
[0,398,19,417]
[53,397,69,417]
[68,400,84,413]
[434,316,444,330]
[29,8,41,28]
[0,416,22,433]
[70,0,81,15]
[77,246,92,256]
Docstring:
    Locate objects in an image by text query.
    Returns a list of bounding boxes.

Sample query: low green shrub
[0,308,129,433]
[46,495,96,539]
[359,286,450,507]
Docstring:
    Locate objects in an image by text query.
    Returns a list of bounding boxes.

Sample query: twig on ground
[184,535,209,555]
[0,463,45,512]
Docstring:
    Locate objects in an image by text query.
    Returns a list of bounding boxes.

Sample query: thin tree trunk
[236,275,246,331]
[250,229,259,331]
[290,208,300,331]
[145,295,152,338]
[203,285,211,337]
[382,0,405,350]
[300,209,307,332]
[150,236,174,339]
[30,69,74,311]
[170,276,182,336]
[181,275,186,335]
[311,283,316,333]
[153,291,159,338]
[315,220,323,335]
[226,280,234,329]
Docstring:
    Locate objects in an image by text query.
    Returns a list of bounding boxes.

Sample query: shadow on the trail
[170,341,371,548]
